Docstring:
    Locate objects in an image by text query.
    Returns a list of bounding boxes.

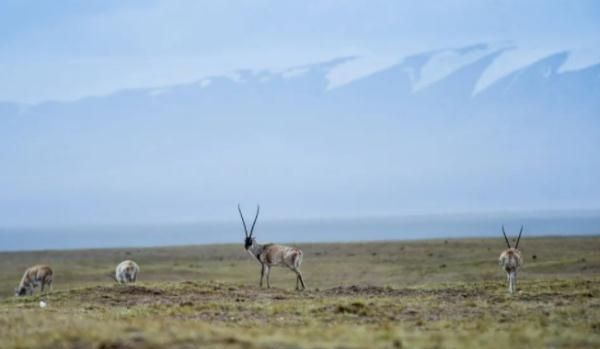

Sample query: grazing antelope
[238,204,306,291]
[15,265,53,297]
[498,225,523,294]
[115,260,140,284]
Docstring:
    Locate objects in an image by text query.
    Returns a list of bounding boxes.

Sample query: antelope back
[25,265,53,282]
[262,244,303,268]
[500,248,522,269]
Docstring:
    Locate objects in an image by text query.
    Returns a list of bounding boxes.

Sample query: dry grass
[0,236,599,348]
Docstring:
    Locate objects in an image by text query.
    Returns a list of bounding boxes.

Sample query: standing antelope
[15,265,53,297]
[238,204,306,291]
[115,260,140,284]
[499,225,523,294]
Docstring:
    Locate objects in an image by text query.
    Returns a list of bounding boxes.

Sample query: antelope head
[238,204,260,250]
[14,286,27,297]
[502,225,523,249]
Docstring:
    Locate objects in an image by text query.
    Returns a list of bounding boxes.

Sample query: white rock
[39,301,47,308]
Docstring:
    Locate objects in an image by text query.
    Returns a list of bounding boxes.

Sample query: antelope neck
[247,240,263,261]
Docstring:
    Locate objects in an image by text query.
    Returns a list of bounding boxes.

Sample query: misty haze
[1,2,600,349]
[2,45,599,249]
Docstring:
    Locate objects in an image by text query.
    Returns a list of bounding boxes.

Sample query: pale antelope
[15,265,53,297]
[238,204,306,290]
[499,225,523,294]
[115,260,140,284]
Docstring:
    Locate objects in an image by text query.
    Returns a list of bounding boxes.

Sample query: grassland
[0,236,598,348]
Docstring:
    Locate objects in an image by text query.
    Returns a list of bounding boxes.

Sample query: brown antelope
[238,204,306,291]
[499,225,523,294]
[115,260,140,284]
[15,265,53,297]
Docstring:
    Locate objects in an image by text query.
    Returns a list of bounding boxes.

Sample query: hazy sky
[1,0,599,103]
[0,1,599,231]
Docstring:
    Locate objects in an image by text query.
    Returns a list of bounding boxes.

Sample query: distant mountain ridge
[2,44,598,112]
[0,43,599,226]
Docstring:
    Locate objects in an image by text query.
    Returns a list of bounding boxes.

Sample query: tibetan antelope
[15,265,53,297]
[115,260,140,284]
[499,225,523,294]
[238,204,306,291]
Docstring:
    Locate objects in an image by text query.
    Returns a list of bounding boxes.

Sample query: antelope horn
[238,204,249,237]
[502,225,511,248]
[249,204,260,237]
[515,225,523,249]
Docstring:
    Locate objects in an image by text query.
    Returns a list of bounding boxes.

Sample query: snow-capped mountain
[0,44,599,226]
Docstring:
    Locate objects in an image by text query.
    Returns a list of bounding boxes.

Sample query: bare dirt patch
[320,284,412,297]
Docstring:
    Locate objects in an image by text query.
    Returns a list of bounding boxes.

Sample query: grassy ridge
[0,236,599,348]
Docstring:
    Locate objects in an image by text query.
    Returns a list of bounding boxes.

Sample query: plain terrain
[0,236,599,348]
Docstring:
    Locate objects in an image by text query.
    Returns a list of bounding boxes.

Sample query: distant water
[1,211,599,252]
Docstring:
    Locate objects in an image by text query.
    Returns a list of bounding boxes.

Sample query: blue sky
[1,0,599,103]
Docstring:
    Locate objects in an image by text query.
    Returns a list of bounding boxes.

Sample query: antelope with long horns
[238,204,306,291]
[498,225,523,294]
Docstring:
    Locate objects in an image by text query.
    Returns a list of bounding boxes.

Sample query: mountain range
[1,44,599,227]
